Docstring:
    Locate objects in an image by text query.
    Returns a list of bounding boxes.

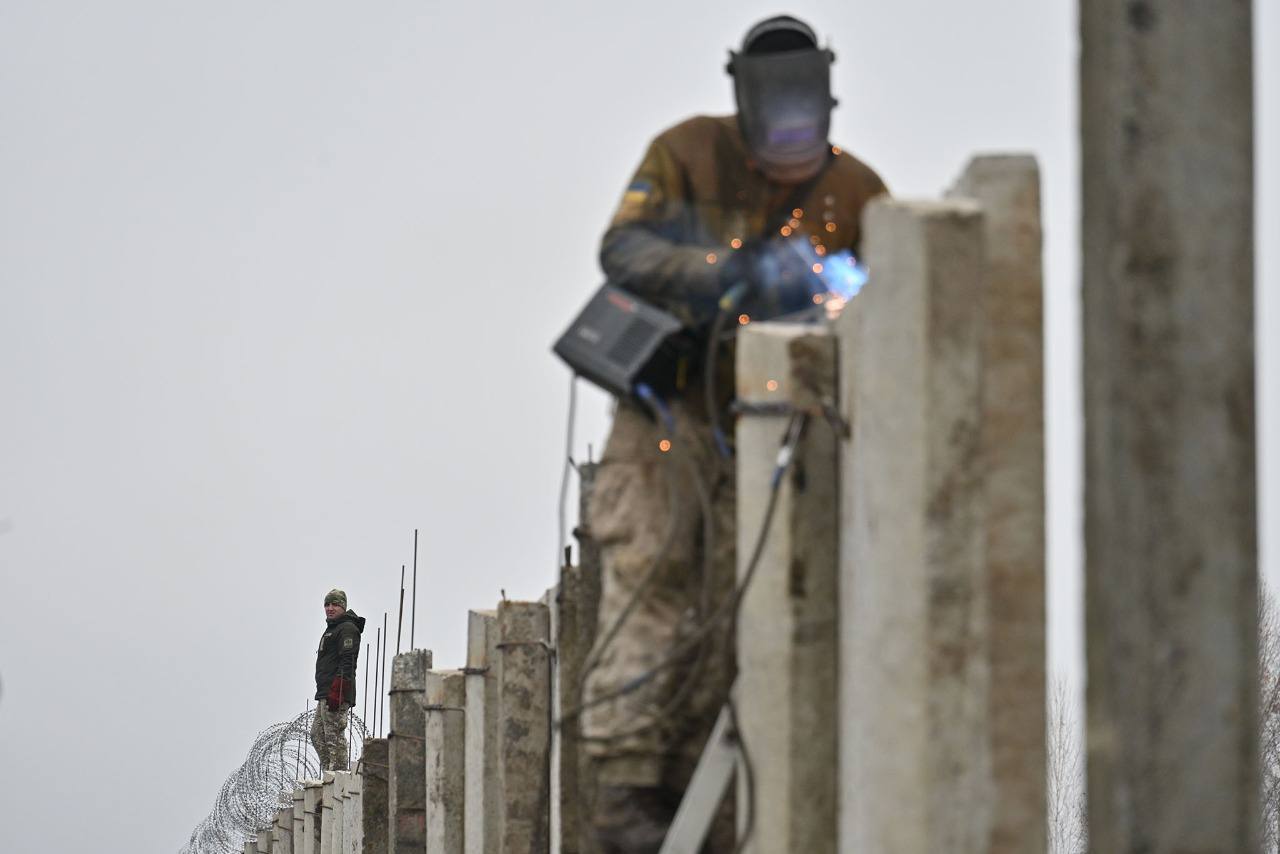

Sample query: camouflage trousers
[311,701,352,772]
[581,398,737,792]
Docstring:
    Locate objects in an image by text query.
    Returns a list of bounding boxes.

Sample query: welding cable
[564,411,809,718]
[569,392,686,726]
[567,433,721,746]
[705,279,755,459]
[557,373,579,574]
[728,695,757,854]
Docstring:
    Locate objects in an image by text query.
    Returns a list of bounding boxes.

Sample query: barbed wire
[178,707,368,854]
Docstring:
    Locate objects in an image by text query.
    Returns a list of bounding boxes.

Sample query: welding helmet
[727,15,836,184]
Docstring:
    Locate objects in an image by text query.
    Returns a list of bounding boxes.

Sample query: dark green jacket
[315,610,364,704]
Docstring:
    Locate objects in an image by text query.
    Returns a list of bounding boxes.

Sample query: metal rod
[411,528,419,649]
[297,698,305,780]
[396,565,405,656]
[381,611,390,736]
[373,626,383,739]
[362,641,371,736]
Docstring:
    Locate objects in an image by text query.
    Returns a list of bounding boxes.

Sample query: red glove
[326,677,347,711]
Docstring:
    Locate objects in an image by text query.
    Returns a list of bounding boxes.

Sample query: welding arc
[561,411,807,721]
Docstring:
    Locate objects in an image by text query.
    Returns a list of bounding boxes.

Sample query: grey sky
[0,2,1274,851]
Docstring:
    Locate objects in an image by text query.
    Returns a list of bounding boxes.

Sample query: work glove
[722,236,826,320]
[326,677,347,712]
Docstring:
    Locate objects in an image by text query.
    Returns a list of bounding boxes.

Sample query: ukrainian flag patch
[623,179,652,204]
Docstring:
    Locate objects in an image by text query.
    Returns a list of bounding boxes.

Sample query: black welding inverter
[552,284,693,400]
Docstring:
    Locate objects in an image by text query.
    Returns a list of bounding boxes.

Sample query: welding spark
[780,237,870,306]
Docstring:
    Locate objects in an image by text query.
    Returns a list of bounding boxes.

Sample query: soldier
[580,14,888,852]
[311,588,365,772]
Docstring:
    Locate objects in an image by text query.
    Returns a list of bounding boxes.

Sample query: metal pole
[362,641,371,736]
[381,611,389,737]
[396,565,405,656]
[373,626,383,739]
[411,528,419,649]
[297,698,305,781]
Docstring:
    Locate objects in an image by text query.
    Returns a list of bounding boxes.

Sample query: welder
[579,14,889,853]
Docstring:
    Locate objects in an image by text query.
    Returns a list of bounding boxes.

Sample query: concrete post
[274,806,294,854]
[947,154,1047,853]
[560,462,601,854]
[258,832,274,853]
[541,586,562,854]
[837,198,992,852]
[303,779,325,854]
[425,670,468,852]
[495,600,552,854]
[389,649,433,853]
[465,610,499,854]
[361,738,390,854]
[321,771,336,854]
[341,770,363,854]
[293,788,306,854]
[244,841,255,854]
[333,772,350,854]
[1081,1,1258,849]
[735,322,839,853]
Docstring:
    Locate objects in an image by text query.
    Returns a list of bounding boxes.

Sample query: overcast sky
[0,2,1275,852]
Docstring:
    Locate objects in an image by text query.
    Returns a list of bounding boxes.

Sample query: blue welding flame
[783,238,868,301]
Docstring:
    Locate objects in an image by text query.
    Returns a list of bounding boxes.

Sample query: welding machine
[552,284,695,400]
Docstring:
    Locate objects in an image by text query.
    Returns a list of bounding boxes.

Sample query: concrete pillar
[274,806,294,854]
[560,462,601,854]
[557,461,601,854]
[425,669,467,852]
[258,832,274,853]
[244,841,256,854]
[837,198,992,852]
[735,322,839,853]
[389,649,433,852]
[361,738,390,854]
[947,154,1047,853]
[541,586,561,854]
[303,779,325,854]
[1081,1,1258,850]
[321,772,336,854]
[495,600,552,854]
[292,788,306,854]
[341,771,363,854]
[465,610,499,854]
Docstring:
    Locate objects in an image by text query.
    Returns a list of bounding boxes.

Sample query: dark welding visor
[729,45,836,184]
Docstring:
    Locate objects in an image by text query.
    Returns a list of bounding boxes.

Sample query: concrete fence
[202,3,1258,841]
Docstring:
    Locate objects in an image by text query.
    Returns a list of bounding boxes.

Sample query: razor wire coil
[178,707,367,854]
